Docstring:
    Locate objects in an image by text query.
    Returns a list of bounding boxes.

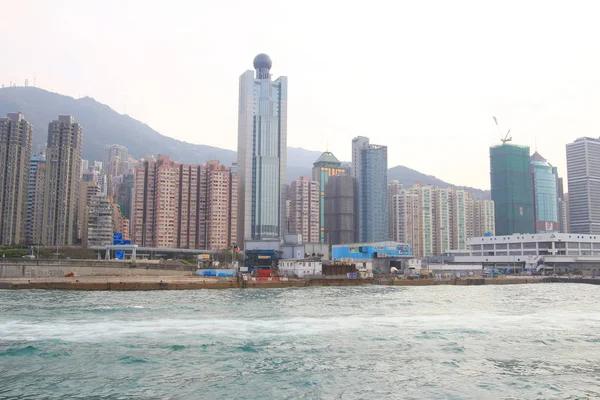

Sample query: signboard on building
[397,245,410,256]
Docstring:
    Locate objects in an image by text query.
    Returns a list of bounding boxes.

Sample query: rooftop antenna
[493,116,512,144]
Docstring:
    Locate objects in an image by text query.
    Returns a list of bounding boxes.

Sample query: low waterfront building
[278,258,322,278]
[332,241,411,272]
[444,233,600,275]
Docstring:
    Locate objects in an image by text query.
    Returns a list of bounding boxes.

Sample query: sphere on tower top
[253,53,272,70]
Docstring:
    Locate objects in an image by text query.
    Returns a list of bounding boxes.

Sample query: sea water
[1,284,600,399]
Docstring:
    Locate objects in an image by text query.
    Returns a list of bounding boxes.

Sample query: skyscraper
[0,112,33,245]
[530,152,560,233]
[324,174,357,245]
[237,54,287,247]
[352,137,388,242]
[490,143,534,235]
[566,137,600,234]
[42,115,83,246]
[312,152,348,243]
[289,176,319,243]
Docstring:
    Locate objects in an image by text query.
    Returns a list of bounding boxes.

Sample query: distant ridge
[0,86,489,197]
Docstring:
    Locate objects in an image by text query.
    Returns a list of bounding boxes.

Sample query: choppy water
[1,284,600,399]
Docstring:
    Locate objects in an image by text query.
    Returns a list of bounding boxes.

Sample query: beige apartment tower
[132,156,234,250]
[0,112,33,245]
[42,116,83,246]
[289,176,320,243]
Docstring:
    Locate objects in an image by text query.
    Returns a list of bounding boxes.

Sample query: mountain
[0,87,489,197]
[388,166,491,200]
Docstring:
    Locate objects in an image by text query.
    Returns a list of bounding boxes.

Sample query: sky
[2,0,600,189]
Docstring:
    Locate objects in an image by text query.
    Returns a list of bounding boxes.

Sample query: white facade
[237,54,287,246]
[446,233,600,274]
[468,233,600,257]
[278,259,322,278]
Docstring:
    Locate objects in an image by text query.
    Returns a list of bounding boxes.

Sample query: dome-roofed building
[253,53,273,79]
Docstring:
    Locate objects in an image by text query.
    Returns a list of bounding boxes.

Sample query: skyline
[2,1,600,189]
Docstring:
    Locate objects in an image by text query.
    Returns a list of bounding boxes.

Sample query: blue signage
[113,232,123,245]
[115,251,125,260]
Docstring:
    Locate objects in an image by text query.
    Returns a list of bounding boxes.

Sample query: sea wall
[0,261,192,278]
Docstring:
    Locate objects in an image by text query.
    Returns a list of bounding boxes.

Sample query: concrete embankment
[0,260,193,279]
[2,275,598,291]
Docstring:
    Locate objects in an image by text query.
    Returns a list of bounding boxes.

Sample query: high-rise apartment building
[313,152,348,243]
[566,137,600,234]
[393,184,487,257]
[29,159,47,245]
[78,181,101,245]
[237,54,287,247]
[132,156,179,248]
[450,189,471,251]
[490,143,534,235]
[0,112,33,245]
[114,173,135,220]
[26,152,45,244]
[433,188,452,255]
[289,176,319,243]
[392,184,434,257]
[132,156,233,250]
[472,200,495,237]
[530,152,560,233]
[80,159,89,178]
[229,163,238,247]
[388,181,402,240]
[324,174,357,245]
[103,144,128,196]
[87,196,114,246]
[352,137,388,242]
[103,144,128,175]
[42,115,83,246]
[199,160,232,250]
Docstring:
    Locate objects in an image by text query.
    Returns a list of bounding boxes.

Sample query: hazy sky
[2,0,600,189]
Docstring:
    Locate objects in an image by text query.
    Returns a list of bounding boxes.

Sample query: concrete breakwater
[0,260,193,279]
[2,275,595,291]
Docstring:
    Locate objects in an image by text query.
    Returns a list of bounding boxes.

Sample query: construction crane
[493,116,512,144]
